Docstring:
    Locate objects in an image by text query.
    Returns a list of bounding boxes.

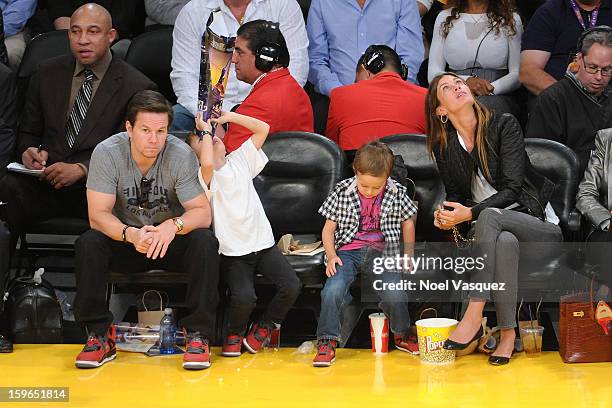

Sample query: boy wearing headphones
[326,45,428,153]
[223,19,313,153]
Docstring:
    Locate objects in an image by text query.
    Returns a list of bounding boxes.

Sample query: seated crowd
[0,0,611,371]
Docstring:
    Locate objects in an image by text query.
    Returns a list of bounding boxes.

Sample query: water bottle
[159,308,176,354]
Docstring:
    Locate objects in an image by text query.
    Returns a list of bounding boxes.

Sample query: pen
[32,144,43,166]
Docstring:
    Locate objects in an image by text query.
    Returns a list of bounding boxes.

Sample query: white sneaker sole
[221,351,241,357]
[312,357,335,367]
[75,353,116,369]
[242,338,259,354]
[395,345,419,355]
[182,361,211,370]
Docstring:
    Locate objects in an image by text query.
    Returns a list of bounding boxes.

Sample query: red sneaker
[394,334,419,355]
[221,333,243,357]
[243,321,275,354]
[75,326,116,369]
[182,331,211,370]
[312,339,336,367]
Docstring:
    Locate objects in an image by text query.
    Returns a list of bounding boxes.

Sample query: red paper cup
[369,313,389,354]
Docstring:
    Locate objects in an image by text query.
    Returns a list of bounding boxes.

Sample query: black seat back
[16,30,71,115]
[524,138,581,232]
[254,132,345,238]
[125,28,175,103]
[380,134,446,241]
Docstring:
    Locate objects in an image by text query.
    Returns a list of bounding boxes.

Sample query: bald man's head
[69,3,116,66]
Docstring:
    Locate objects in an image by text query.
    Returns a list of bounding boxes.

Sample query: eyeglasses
[582,57,612,77]
[137,177,153,209]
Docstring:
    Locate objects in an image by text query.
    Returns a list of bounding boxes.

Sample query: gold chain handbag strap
[452,225,476,248]
[435,205,476,248]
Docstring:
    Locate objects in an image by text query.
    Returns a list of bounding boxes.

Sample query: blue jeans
[316,247,411,342]
[171,103,195,131]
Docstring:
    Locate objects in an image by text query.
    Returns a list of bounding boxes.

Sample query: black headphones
[576,25,612,55]
[361,45,409,80]
[255,21,282,72]
[362,45,385,74]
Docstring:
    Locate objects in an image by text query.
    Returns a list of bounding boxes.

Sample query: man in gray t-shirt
[74,91,219,371]
[87,130,202,227]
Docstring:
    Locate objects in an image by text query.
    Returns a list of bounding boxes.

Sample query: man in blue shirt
[307,0,424,96]
[1,0,37,70]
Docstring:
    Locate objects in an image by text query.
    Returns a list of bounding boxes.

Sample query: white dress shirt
[171,0,309,115]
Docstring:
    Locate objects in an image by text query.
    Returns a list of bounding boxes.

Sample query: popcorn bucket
[369,313,389,354]
[416,318,458,364]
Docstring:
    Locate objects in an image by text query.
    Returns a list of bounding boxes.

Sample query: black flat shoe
[0,334,13,353]
[443,326,484,351]
[488,353,512,366]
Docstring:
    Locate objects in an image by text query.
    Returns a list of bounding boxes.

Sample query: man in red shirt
[326,45,427,151]
[223,19,313,153]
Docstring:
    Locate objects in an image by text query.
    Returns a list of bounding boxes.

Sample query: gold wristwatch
[172,217,184,233]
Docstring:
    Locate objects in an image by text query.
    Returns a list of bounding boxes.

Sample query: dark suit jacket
[18,55,156,170]
[0,63,16,168]
[0,12,7,66]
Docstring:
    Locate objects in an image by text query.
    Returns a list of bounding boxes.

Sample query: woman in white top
[428,0,523,116]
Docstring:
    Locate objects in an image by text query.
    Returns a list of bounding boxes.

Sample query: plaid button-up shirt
[319,177,417,254]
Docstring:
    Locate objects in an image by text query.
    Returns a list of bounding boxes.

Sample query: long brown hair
[440,0,517,38]
[425,72,493,179]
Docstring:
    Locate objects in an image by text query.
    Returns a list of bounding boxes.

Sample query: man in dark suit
[0,62,16,166]
[0,60,15,354]
[0,11,8,67]
[0,3,156,254]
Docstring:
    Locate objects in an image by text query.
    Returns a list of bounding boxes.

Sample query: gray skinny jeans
[467,208,563,328]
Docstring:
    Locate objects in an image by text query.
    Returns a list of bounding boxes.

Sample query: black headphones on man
[255,21,282,72]
[361,44,409,80]
[362,45,386,74]
[576,25,612,54]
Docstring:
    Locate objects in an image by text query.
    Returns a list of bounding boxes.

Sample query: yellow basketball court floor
[1,345,611,408]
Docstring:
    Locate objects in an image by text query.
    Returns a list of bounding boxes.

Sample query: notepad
[6,162,44,176]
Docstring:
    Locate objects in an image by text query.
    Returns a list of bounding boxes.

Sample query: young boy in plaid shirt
[313,141,418,367]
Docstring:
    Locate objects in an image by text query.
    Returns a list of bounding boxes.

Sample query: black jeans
[74,228,220,339]
[0,172,88,254]
[220,246,301,334]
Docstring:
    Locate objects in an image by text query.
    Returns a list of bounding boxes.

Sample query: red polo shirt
[326,72,427,151]
[224,68,314,153]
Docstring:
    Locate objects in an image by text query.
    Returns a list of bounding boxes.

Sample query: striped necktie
[65,69,95,148]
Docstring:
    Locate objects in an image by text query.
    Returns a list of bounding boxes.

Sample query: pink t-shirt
[338,188,385,252]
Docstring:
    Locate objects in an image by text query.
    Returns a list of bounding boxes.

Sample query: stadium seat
[125,28,176,104]
[255,131,345,286]
[16,30,71,116]
[380,133,447,242]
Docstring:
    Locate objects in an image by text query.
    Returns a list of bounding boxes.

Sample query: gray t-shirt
[87,132,204,227]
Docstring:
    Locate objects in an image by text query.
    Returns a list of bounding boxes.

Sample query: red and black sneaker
[394,333,420,355]
[75,326,116,368]
[243,320,275,354]
[182,331,211,370]
[312,339,337,367]
[221,333,243,357]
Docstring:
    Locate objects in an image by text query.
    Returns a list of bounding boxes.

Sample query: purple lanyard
[569,0,600,30]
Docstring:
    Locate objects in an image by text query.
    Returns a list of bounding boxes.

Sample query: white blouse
[428,9,523,95]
